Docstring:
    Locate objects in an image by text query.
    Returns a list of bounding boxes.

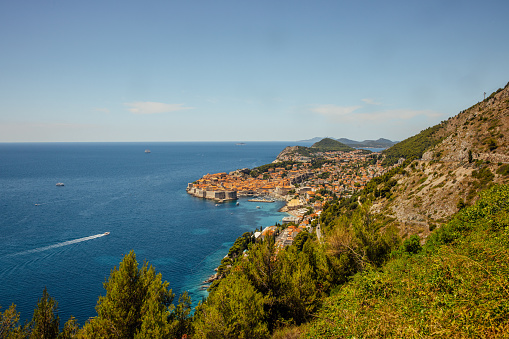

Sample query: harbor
[247,198,275,203]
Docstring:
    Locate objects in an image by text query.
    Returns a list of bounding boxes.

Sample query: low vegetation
[305,185,509,338]
[382,124,444,166]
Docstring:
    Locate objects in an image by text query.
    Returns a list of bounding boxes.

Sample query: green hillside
[311,137,356,152]
[305,184,509,338]
[381,124,445,166]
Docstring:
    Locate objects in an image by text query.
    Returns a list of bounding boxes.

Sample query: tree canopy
[80,250,174,339]
[311,138,356,152]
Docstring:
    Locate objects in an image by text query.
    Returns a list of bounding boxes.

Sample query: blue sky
[1,0,508,142]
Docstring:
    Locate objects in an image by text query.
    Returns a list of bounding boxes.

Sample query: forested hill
[310,137,355,152]
[276,137,356,161]
[381,124,445,166]
[338,137,397,148]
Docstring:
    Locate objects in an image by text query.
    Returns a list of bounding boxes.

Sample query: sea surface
[0,142,296,324]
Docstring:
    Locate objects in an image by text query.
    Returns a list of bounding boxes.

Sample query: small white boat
[104,232,110,235]
[236,202,240,206]
[256,206,261,209]
[145,149,151,153]
[56,183,64,186]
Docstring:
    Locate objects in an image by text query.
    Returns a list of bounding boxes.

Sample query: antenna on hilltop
[484,92,486,100]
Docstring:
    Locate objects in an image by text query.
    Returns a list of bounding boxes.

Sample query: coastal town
[188,145,393,252]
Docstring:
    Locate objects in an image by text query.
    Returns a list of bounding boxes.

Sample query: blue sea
[0,142,294,325]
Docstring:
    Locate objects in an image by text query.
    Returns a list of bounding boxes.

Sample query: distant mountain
[311,138,356,152]
[337,138,360,145]
[299,137,398,148]
[298,137,325,143]
[340,138,398,148]
[276,138,357,161]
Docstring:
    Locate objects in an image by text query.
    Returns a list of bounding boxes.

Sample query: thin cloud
[311,104,362,117]
[357,109,442,121]
[362,98,382,105]
[125,102,194,114]
[311,104,442,123]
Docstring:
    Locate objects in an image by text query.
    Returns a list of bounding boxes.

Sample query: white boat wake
[6,233,109,257]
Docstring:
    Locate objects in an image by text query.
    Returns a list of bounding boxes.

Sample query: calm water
[0,142,291,324]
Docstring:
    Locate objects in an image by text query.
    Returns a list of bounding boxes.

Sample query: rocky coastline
[201,271,220,290]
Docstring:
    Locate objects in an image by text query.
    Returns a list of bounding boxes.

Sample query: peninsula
[187,139,392,213]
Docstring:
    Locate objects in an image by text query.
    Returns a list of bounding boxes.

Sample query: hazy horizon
[0,137,397,144]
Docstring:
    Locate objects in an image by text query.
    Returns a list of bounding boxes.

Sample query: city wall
[187,184,237,201]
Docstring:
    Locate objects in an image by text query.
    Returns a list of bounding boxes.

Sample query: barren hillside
[372,83,509,239]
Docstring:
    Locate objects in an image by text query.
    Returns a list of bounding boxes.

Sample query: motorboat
[104,232,110,235]
[145,149,151,153]
[56,183,64,186]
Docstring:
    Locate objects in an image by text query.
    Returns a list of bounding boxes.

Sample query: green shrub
[457,198,466,211]
[487,139,498,151]
[497,164,509,176]
[402,235,422,254]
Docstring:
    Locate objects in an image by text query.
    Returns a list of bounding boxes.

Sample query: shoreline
[199,197,292,288]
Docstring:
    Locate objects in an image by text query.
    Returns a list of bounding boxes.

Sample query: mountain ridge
[275,138,359,161]
[311,137,356,152]
[368,82,509,237]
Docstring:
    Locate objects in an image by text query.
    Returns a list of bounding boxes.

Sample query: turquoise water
[0,142,289,324]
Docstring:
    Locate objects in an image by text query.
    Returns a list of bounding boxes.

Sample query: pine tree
[59,316,79,339]
[241,238,282,331]
[0,304,24,338]
[168,291,193,339]
[193,273,268,338]
[29,287,60,339]
[79,250,174,338]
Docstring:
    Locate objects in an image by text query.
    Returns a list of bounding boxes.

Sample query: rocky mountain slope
[372,82,509,239]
